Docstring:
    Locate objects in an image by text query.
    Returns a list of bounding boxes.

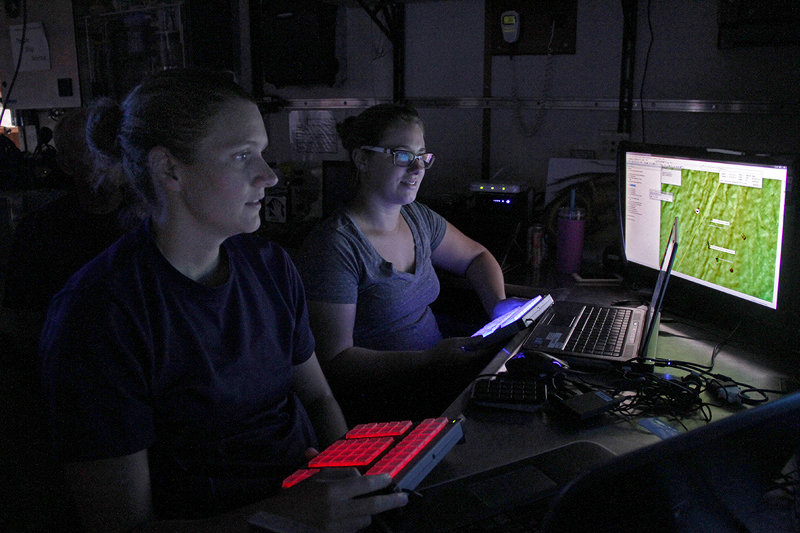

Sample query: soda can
[528,224,544,268]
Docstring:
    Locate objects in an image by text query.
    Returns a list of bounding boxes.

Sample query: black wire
[654,357,714,373]
[473,354,782,423]
[638,0,653,143]
[510,19,556,139]
[644,318,743,373]
[657,331,695,340]
[624,371,706,418]
[709,319,742,369]
[661,310,798,363]
[548,365,713,424]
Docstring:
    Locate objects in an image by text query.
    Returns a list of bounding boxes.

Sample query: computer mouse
[505,351,569,376]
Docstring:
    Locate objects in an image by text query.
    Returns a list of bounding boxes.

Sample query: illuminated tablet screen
[472,295,543,338]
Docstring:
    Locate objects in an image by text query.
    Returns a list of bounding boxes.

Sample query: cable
[643,318,743,373]
[709,319,742,369]
[618,370,709,421]
[474,353,783,423]
[510,19,556,138]
[369,7,389,61]
[545,364,712,425]
[638,0,653,143]
[661,312,796,366]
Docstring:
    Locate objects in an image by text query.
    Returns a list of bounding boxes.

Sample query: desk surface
[423,281,794,488]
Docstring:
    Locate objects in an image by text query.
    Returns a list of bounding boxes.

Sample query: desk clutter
[439,353,800,532]
[469,348,778,425]
[427,391,800,533]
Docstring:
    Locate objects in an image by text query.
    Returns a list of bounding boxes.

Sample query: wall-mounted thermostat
[501,10,520,43]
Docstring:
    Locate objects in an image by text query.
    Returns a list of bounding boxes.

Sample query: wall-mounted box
[486,0,577,56]
[718,1,800,48]
[0,0,81,109]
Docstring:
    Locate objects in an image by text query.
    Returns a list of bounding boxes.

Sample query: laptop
[521,216,679,369]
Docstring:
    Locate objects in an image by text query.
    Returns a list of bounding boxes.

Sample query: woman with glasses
[298,103,518,424]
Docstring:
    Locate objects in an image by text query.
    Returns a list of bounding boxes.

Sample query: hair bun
[86,97,124,160]
[335,115,356,138]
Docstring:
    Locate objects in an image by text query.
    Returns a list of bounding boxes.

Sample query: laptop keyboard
[563,306,631,357]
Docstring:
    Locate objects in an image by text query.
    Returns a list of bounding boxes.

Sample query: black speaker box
[455,188,533,267]
[257,0,339,87]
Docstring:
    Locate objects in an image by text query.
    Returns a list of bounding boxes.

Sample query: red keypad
[282,417,454,489]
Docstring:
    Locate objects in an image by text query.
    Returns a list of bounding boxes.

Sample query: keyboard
[282,416,465,492]
[470,376,548,412]
[563,306,631,357]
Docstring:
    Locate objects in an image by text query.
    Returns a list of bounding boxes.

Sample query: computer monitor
[618,142,796,323]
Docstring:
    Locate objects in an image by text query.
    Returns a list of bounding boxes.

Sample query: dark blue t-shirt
[40,221,317,518]
[4,191,128,313]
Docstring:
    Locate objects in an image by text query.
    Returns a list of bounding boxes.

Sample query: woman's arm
[64,451,155,533]
[307,301,432,380]
[292,352,348,446]
[431,222,507,316]
[65,448,406,533]
[306,300,488,388]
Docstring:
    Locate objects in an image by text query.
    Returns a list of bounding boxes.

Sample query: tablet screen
[472,295,543,338]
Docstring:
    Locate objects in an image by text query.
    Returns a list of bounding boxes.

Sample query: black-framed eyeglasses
[360,145,436,169]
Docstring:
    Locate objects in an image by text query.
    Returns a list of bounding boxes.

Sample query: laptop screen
[639,217,678,358]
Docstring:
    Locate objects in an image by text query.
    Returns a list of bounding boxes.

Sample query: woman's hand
[265,470,408,533]
[490,297,529,320]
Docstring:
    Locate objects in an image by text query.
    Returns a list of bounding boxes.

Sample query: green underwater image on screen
[659,169,782,304]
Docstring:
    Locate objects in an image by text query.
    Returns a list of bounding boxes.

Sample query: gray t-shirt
[298,202,447,351]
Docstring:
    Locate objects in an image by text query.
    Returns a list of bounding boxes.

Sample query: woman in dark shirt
[40,69,406,533]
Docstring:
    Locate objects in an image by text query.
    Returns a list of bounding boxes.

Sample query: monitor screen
[619,142,791,312]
